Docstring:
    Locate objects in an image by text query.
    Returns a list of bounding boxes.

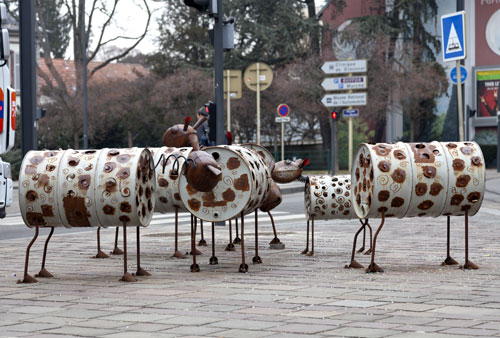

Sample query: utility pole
[213,0,224,145]
[82,1,88,149]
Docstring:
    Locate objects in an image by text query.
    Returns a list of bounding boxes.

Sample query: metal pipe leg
[198,219,207,246]
[173,207,186,259]
[94,227,109,259]
[111,227,123,255]
[190,217,202,256]
[136,226,151,276]
[120,222,137,282]
[463,207,479,269]
[306,216,315,256]
[301,219,310,254]
[364,221,373,255]
[442,216,458,265]
[19,226,40,283]
[190,214,200,272]
[366,213,385,273]
[345,219,367,269]
[253,210,262,264]
[225,219,235,251]
[357,223,366,253]
[36,227,55,278]
[209,222,218,264]
[268,211,281,245]
[239,213,248,273]
[233,217,241,244]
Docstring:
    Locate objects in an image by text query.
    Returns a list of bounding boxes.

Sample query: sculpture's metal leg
[462,207,479,270]
[111,227,123,255]
[233,217,241,244]
[357,223,366,253]
[135,226,151,276]
[36,227,54,278]
[306,216,315,256]
[120,222,137,282]
[345,219,367,269]
[94,227,109,259]
[173,207,186,259]
[366,213,385,273]
[189,217,203,256]
[364,221,373,255]
[268,211,281,244]
[225,219,235,251]
[198,219,207,246]
[18,226,40,283]
[190,215,200,272]
[301,219,310,255]
[209,222,218,265]
[442,216,459,266]
[239,213,248,273]
[252,210,262,264]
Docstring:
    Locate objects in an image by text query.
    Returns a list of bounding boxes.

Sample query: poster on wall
[476,69,500,117]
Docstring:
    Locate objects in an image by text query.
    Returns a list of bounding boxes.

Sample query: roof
[317,0,332,18]
[38,58,149,90]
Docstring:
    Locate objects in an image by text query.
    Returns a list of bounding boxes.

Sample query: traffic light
[183,0,217,15]
[205,101,216,143]
[331,109,338,121]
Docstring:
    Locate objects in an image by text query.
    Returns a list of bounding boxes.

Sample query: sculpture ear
[207,164,221,177]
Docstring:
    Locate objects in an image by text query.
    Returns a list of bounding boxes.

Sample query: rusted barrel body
[305,175,355,221]
[179,145,271,222]
[240,143,275,169]
[352,141,485,219]
[20,148,155,228]
[151,146,192,213]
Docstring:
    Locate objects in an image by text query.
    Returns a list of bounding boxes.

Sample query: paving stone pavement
[1,171,500,337]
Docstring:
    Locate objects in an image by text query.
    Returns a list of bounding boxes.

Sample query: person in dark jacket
[196,107,210,146]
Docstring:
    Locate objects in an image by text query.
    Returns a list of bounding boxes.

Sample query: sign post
[276,104,290,161]
[244,62,273,145]
[223,70,242,133]
[441,11,467,141]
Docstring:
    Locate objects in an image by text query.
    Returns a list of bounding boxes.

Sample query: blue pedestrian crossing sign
[441,11,466,62]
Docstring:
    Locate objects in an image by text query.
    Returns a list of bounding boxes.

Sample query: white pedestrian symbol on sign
[446,23,463,54]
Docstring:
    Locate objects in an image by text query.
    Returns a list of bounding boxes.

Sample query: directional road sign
[321,93,367,107]
[223,69,242,99]
[342,109,359,118]
[450,65,468,84]
[441,11,466,62]
[320,75,367,91]
[321,60,367,74]
[277,103,290,117]
[275,116,290,123]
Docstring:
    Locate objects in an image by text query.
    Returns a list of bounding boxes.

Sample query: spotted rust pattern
[305,175,354,221]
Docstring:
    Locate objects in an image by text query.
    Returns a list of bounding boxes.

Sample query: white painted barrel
[19,148,155,228]
[179,145,271,222]
[305,175,355,221]
[351,141,485,219]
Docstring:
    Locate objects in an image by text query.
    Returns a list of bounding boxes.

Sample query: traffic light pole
[214,0,225,145]
[330,115,336,176]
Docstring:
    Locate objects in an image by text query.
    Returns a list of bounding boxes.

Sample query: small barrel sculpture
[179,144,271,272]
[351,141,485,272]
[303,175,371,264]
[19,148,155,283]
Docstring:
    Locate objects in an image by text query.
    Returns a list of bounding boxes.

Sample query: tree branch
[87,0,119,63]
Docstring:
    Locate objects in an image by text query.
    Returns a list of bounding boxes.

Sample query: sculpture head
[162,116,208,151]
[260,180,282,212]
[271,158,309,184]
[184,150,222,192]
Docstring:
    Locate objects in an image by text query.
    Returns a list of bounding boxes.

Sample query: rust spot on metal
[188,198,201,212]
[63,197,91,227]
[84,164,93,171]
[119,215,131,223]
[148,200,153,212]
[139,186,144,196]
[467,192,481,203]
[68,157,80,166]
[222,188,236,202]
[84,150,96,154]
[30,156,44,165]
[418,213,426,217]
[343,210,349,215]
[391,168,406,183]
[159,197,168,204]
[186,184,198,195]
[158,178,168,187]
[415,183,428,196]
[234,174,250,191]
[372,144,392,156]
[418,200,434,210]
[391,197,405,207]
[25,165,37,175]
[355,168,360,180]
[393,150,406,160]
[46,164,56,172]
[378,161,391,172]
[117,167,130,179]
[450,194,464,205]
[363,156,371,168]
[452,159,465,171]
[105,179,117,193]
[174,193,181,200]
[460,147,472,155]
[471,156,482,166]
[26,190,38,202]
[26,212,46,226]
[378,206,388,213]
[359,154,364,167]
[78,175,91,190]
[410,143,436,163]
[120,202,132,213]
[447,143,457,148]
[422,166,436,178]
[226,157,241,170]
[104,162,116,173]
[103,205,115,215]
[456,175,471,187]
[141,204,146,216]
[430,182,443,196]
[44,151,57,157]
[117,154,131,163]
[108,150,120,156]
[363,178,367,192]
[356,194,361,206]
[369,168,374,181]
[145,187,151,199]
[378,190,390,201]
[41,205,54,217]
